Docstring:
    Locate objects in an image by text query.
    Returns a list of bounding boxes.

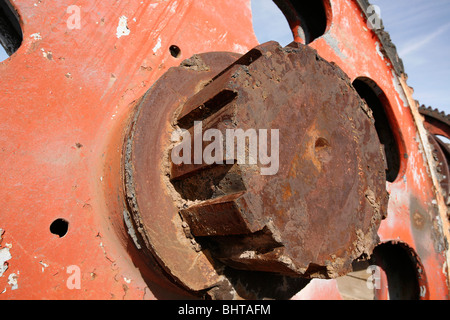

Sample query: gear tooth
[419,105,450,128]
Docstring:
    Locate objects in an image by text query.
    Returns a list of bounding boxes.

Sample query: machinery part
[352,77,401,183]
[2,0,449,300]
[419,106,450,139]
[272,0,330,44]
[427,134,450,206]
[371,241,429,300]
[419,106,450,208]
[124,41,388,298]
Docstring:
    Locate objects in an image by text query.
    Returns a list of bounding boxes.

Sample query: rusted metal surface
[124,51,241,294]
[420,106,450,139]
[427,134,450,206]
[0,0,449,300]
[125,40,388,297]
[419,106,450,209]
[0,0,259,299]
[309,1,450,299]
[176,41,388,277]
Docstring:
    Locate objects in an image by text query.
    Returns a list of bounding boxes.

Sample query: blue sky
[1,1,448,114]
[251,0,450,114]
[371,0,450,114]
[0,44,6,61]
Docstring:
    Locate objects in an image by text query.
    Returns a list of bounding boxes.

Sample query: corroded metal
[2,0,449,300]
[124,52,242,293]
[420,106,450,208]
[125,41,388,295]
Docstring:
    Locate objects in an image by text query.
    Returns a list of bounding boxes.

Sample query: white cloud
[399,22,450,56]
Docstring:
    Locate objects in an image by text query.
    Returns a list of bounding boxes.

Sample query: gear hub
[123,41,388,299]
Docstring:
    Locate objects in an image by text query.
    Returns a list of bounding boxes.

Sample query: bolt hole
[0,0,23,62]
[169,45,181,58]
[352,78,400,183]
[370,242,425,300]
[315,137,331,162]
[315,137,329,149]
[50,218,69,238]
[252,0,330,46]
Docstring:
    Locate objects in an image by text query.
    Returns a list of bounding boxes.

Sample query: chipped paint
[123,210,141,249]
[391,70,408,108]
[375,42,384,60]
[152,37,162,54]
[0,248,11,277]
[30,33,42,40]
[7,273,18,290]
[116,16,131,38]
[0,230,11,278]
[322,33,348,61]
[123,277,131,284]
[420,285,427,297]
[41,48,53,60]
[39,261,49,272]
[409,135,426,187]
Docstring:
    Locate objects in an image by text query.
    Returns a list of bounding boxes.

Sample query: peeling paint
[116,16,131,38]
[0,230,11,278]
[30,33,42,40]
[8,273,18,290]
[323,34,348,61]
[391,70,408,108]
[123,276,131,284]
[39,260,49,272]
[123,210,142,249]
[152,37,162,54]
[420,285,426,297]
[375,42,384,60]
[41,48,53,60]
[0,249,11,277]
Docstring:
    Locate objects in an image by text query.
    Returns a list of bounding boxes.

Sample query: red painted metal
[0,0,448,299]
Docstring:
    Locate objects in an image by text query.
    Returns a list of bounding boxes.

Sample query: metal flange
[123,41,388,299]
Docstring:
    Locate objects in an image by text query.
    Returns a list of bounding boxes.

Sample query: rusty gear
[123,41,388,297]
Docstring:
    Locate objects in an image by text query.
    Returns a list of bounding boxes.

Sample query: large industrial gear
[0,0,449,301]
[419,106,450,208]
[124,41,388,299]
[420,106,450,129]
